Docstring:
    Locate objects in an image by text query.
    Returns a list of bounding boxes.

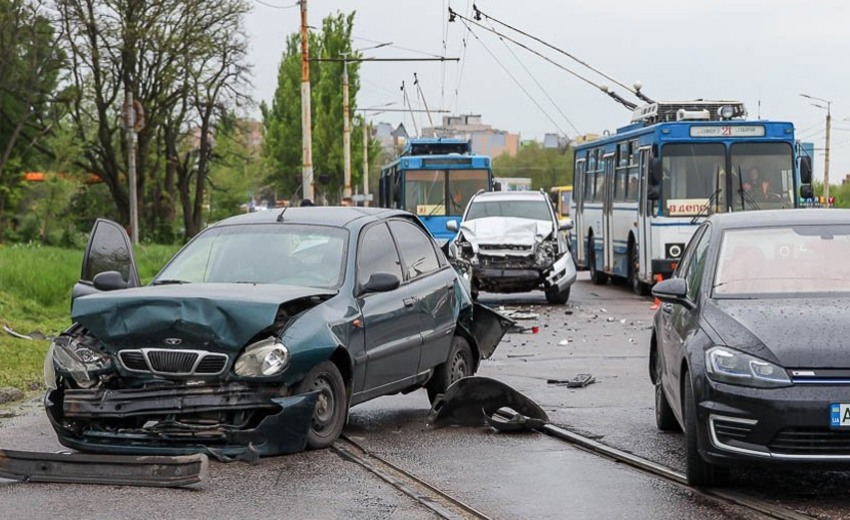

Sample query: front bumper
[696,377,850,467]
[45,384,317,461]
[472,253,576,293]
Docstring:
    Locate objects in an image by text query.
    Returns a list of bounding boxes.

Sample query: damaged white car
[447,190,577,304]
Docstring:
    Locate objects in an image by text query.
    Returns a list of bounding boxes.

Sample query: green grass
[0,242,180,392]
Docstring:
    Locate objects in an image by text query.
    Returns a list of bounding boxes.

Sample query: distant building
[372,122,409,156]
[422,114,520,158]
[543,133,570,150]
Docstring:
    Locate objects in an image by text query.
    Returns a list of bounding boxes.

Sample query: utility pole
[124,90,139,245]
[824,107,832,207]
[299,0,314,202]
[342,53,352,198]
[362,115,369,206]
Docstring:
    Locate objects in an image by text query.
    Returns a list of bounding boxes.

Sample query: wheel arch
[649,332,658,384]
[328,346,354,394]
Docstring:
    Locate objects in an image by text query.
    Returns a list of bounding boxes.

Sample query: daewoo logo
[164,338,182,346]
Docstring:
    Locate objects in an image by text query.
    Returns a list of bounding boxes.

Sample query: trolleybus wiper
[690,187,722,224]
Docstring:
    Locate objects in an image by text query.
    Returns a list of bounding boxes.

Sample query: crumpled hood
[72,283,337,352]
[460,217,553,248]
[704,297,850,368]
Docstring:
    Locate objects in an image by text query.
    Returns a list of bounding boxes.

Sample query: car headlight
[50,336,112,388]
[234,337,290,377]
[536,240,557,264]
[705,346,791,388]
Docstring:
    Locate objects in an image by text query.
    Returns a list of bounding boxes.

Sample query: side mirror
[800,184,814,200]
[800,156,813,185]
[92,270,129,291]
[558,219,573,231]
[651,278,694,310]
[359,272,401,295]
[649,157,663,187]
[647,184,661,201]
[446,220,459,232]
[492,181,502,191]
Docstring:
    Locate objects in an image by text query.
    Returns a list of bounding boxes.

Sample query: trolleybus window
[661,143,725,217]
[730,142,794,210]
[404,169,489,216]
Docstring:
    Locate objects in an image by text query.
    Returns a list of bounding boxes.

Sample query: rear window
[714,225,850,296]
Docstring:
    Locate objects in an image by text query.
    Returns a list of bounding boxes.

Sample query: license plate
[830,403,850,428]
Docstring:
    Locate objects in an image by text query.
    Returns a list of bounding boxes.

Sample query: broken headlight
[49,335,112,388]
[234,337,290,377]
[535,240,557,265]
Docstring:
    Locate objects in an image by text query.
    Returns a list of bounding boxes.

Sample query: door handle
[403,297,416,308]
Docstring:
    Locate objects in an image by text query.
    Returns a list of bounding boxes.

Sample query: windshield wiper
[151,279,189,286]
[738,187,760,211]
[690,187,722,224]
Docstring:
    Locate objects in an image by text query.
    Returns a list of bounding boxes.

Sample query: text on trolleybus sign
[689,126,765,138]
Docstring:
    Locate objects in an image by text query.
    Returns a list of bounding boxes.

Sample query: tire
[427,336,474,405]
[588,237,609,285]
[654,350,679,432]
[629,241,650,296]
[545,285,571,305]
[296,361,348,449]
[683,374,729,487]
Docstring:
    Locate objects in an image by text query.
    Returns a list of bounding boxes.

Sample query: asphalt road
[1,274,849,519]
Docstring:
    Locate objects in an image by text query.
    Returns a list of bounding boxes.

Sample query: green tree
[493,142,574,191]
[262,11,378,202]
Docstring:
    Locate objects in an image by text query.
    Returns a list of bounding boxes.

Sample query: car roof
[707,209,850,231]
[208,207,411,229]
[472,190,548,202]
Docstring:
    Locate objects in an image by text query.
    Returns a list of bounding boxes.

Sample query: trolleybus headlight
[718,105,735,120]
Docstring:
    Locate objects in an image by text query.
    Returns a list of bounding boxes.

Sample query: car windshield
[465,199,551,221]
[155,224,347,288]
[713,225,850,296]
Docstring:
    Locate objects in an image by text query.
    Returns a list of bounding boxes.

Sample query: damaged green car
[44,208,512,460]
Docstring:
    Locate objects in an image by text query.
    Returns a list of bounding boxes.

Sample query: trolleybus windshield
[404,169,490,217]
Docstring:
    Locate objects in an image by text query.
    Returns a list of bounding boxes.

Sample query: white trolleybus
[570,100,814,294]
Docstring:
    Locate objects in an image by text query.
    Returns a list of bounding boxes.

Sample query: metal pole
[300,0,314,202]
[342,55,352,198]
[824,105,831,207]
[362,116,369,206]
[125,90,139,245]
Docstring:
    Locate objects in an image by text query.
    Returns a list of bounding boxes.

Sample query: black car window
[388,220,441,280]
[684,225,712,301]
[357,223,403,287]
[673,226,706,279]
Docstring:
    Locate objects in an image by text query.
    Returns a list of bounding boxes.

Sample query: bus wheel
[629,241,649,296]
[588,237,608,285]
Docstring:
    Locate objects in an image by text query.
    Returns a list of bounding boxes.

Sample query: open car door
[71,219,141,308]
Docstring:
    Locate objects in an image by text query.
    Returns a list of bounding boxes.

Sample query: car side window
[357,223,403,287]
[673,226,706,279]
[684,225,712,301]
[387,220,441,280]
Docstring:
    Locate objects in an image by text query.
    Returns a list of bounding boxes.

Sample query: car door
[387,219,456,372]
[662,225,711,408]
[356,222,423,392]
[71,219,141,308]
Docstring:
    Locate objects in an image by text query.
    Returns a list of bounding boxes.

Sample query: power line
[450,0,472,114]
[253,0,298,9]
[456,16,569,137]
[449,8,636,110]
[473,4,650,102]
[352,36,445,59]
[486,19,579,136]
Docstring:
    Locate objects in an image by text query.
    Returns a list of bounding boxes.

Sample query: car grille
[119,349,228,376]
[479,244,533,253]
[768,427,850,455]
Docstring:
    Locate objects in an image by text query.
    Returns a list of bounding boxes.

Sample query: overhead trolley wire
[455,16,569,137]
[450,0,472,114]
[449,7,637,110]
[485,19,580,136]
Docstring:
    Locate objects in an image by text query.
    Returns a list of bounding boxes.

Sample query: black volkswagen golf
[650,209,850,486]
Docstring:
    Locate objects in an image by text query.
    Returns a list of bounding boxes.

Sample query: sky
[244,0,850,184]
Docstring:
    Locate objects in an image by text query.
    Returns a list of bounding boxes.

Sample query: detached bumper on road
[697,379,850,467]
[45,384,317,460]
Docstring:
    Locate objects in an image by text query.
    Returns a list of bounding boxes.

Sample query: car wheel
[684,374,729,487]
[654,351,679,432]
[588,237,608,285]
[629,242,649,296]
[296,361,348,449]
[545,285,570,305]
[427,336,473,405]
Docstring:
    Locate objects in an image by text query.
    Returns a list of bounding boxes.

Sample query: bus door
[602,153,615,271]
[637,148,652,282]
[573,160,586,264]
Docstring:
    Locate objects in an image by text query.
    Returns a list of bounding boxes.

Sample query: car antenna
[277,181,304,222]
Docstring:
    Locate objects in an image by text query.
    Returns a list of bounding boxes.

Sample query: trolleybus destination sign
[689,125,765,138]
